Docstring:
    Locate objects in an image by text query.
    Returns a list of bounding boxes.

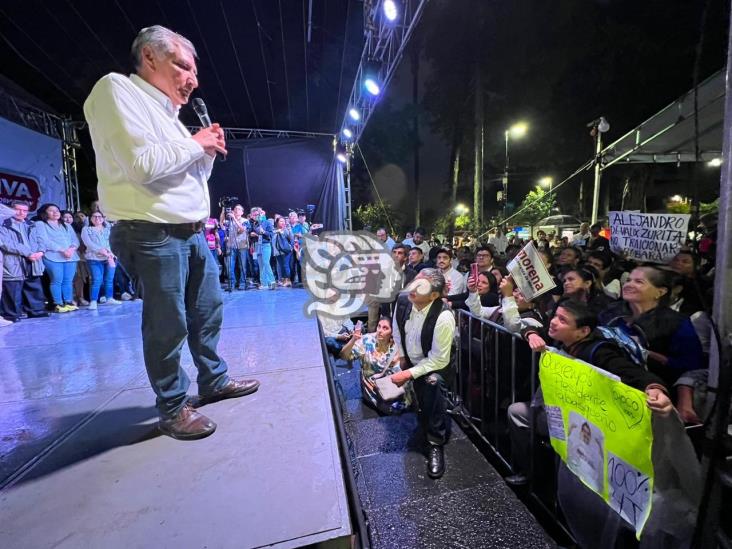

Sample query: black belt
[116,220,205,233]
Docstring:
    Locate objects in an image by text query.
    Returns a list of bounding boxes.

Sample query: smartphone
[355,320,363,333]
[470,262,479,281]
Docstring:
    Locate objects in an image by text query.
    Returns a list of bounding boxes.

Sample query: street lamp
[538,176,553,192]
[504,121,529,219]
[455,203,469,215]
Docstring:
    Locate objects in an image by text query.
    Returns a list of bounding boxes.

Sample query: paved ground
[333,356,555,549]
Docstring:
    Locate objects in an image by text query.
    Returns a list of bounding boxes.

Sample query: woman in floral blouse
[340,316,412,414]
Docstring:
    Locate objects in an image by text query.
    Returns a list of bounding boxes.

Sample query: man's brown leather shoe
[158,404,217,440]
[196,378,261,407]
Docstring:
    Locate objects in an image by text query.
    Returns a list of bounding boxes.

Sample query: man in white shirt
[84,25,259,440]
[435,248,466,296]
[572,222,591,249]
[392,269,456,479]
[488,228,508,256]
[375,227,396,251]
[402,227,431,256]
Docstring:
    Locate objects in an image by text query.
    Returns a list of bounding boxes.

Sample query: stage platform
[0,290,352,549]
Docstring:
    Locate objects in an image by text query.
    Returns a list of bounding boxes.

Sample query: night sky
[357,0,729,231]
[0,0,728,228]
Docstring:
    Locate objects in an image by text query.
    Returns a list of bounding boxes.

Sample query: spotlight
[383,0,398,22]
[364,77,381,96]
[708,157,722,167]
[342,128,353,139]
[336,143,349,164]
[349,107,361,121]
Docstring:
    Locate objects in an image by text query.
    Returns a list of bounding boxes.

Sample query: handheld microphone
[192,97,212,127]
[192,98,225,161]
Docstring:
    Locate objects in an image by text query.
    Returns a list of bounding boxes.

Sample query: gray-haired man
[392,268,456,479]
[84,25,259,440]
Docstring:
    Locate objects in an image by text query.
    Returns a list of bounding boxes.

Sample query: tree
[433,211,471,235]
[354,202,401,234]
[513,187,557,230]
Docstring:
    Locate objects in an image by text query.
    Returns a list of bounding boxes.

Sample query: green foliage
[666,198,719,215]
[701,198,719,216]
[666,202,690,214]
[433,212,473,235]
[513,187,557,228]
[354,202,401,232]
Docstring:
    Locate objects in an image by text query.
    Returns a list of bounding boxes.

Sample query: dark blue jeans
[275,251,291,279]
[228,248,250,287]
[110,221,230,418]
[87,259,116,301]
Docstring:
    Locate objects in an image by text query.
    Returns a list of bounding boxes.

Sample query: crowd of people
[320,220,716,544]
[0,199,319,325]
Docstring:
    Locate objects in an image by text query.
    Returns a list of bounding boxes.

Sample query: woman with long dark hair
[560,265,614,314]
[81,212,120,309]
[273,216,294,287]
[340,316,411,414]
[34,203,80,313]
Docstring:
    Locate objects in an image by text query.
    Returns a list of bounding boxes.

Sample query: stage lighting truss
[0,87,81,212]
[338,0,428,145]
[335,142,353,164]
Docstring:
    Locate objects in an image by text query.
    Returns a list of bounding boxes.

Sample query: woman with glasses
[81,212,121,309]
[34,203,80,313]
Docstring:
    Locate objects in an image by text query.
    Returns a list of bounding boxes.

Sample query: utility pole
[411,43,421,227]
[447,145,461,245]
[473,64,484,227]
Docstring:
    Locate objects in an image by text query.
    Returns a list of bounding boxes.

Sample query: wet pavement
[333,356,555,549]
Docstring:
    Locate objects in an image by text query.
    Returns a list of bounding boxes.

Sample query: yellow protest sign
[539,349,654,538]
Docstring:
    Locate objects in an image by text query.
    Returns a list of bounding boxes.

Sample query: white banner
[609,211,690,264]
[0,116,65,212]
[507,241,556,301]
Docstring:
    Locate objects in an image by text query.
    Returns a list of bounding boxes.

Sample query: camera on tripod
[218,196,239,214]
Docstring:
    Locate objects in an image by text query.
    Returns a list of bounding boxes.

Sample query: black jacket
[565,331,667,392]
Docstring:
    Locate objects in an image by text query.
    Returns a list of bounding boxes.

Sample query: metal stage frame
[0,86,81,212]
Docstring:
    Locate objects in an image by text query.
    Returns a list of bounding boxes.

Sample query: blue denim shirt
[34,221,80,262]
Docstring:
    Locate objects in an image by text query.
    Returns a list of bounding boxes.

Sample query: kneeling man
[392,268,456,478]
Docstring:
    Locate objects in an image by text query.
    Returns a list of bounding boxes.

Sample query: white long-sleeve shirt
[392,300,455,379]
[465,292,543,335]
[83,73,215,223]
[442,267,467,296]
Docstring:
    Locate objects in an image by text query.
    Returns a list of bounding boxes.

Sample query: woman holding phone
[340,317,411,414]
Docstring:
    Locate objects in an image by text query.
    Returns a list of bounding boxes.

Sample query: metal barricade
[451,309,570,537]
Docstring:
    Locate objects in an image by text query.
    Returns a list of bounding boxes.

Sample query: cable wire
[185,0,237,125]
[333,0,351,132]
[356,143,396,236]
[0,11,80,107]
[221,0,259,127]
[65,0,124,70]
[476,157,595,241]
[113,0,138,34]
[277,0,292,128]
[302,0,311,128]
[251,0,276,127]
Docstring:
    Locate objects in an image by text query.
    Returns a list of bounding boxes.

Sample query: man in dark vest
[391,268,456,478]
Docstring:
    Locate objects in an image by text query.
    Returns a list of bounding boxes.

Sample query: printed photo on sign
[608,451,652,532]
[567,412,605,494]
[545,405,566,441]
